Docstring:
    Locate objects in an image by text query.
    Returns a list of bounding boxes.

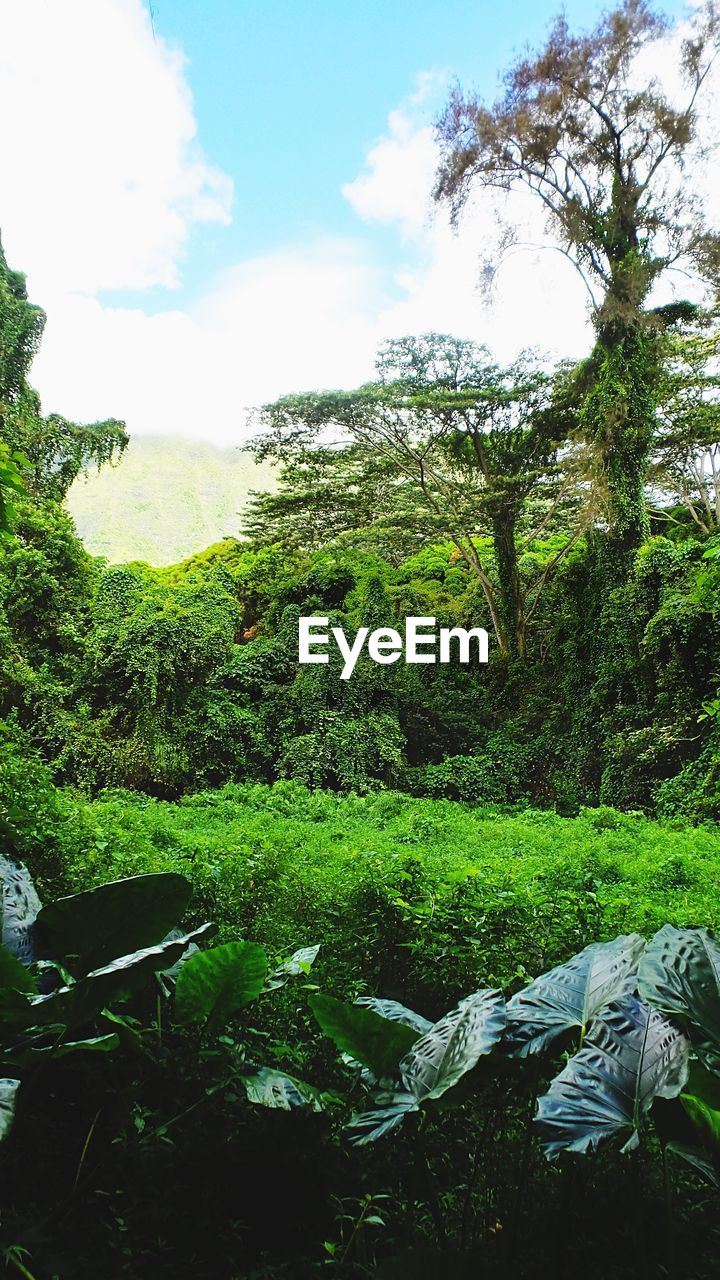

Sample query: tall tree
[0,233,127,506]
[252,334,587,659]
[434,0,720,572]
[0,232,42,533]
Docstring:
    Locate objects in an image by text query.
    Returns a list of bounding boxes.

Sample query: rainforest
[2,3,720,1278]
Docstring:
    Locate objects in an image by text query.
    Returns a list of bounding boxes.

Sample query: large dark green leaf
[175,940,268,1031]
[31,923,214,1026]
[638,925,720,1072]
[0,987,34,1035]
[355,996,432,1035]
[242,1067,324,1111]
[346,1090,419,1145]
[399,989,506,1102]
[535,996,689,1160]
[667,1142,719,1188]
[34,872,192,973]
[0,1077,20,1143]
[0,943,37,995]
[1,857,41,965]
[339,999,432,1086]
[309,993,421,1080]
[680,1060,720,1151]
[7,1032,121,1069]
[505,934,646,1057]
[346,991,505,1145]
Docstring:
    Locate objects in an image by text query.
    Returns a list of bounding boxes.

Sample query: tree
[0,234,44,417]
[252,334,587,659]
[0,232,42,534]
[243,444,430,562]
[650,312,720,533]
[0,232,127,505]
[434,0,720,571]
[7,389,128,504]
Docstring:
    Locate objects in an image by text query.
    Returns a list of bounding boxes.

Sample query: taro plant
[173,938,324,1111]
[309,989,506,1144]
[0,854,323,1142]
[307,929,720,1186]
[0,854,215,1139]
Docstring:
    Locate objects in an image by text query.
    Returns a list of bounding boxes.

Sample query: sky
[0,0,703,445]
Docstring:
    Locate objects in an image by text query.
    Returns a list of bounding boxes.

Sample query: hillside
[66,435,274,565]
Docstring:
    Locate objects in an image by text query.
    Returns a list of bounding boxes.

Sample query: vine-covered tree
[251,334,587,659]
[0,441,25,535]
[0,232,127,506]
[434,0,720,571]
[0,233,42,533]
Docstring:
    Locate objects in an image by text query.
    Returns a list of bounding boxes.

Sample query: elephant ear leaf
[399,989,506,1103]
[505,933,646,1058]
[638,925,720,1072]
[309,993,421,1080]
[355,997,433,1036]
[1,857,41,966]
[0,1078,20,1142]
[34,872,192,974]
[0,943,37,995]
[346,1091,419,1145]
[680,1061,720,1154]
[31,923,216,1026]
[175,940,268,1032]
[346,991,505,1145]
[242,1067,324,1112]
[666,1142,719,1188]
[535,996,690,1160]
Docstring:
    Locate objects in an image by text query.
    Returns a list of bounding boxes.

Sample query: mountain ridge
[66,435,274,566]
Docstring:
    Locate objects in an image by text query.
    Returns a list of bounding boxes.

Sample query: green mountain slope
[66,435,274,566]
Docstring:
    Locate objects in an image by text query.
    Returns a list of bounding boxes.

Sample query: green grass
[57,781,720,1013]
[65,435,275,565]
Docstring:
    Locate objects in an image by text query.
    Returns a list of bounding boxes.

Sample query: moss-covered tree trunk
[491,507,526,660]
[582,234,659,582]
[583,321,657,579]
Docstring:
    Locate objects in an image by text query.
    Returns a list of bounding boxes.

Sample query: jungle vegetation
[1,3,720,1277]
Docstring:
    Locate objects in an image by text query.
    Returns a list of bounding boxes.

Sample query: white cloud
[34,239,389,439]
[0,0,231,296]
[342,74,442,240]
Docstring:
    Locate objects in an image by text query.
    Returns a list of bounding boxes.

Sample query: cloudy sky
[0,0,695,444]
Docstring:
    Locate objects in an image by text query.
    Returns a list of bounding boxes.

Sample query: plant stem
[663,1145,675,1277]
[6,1256,38,1280]
[73,1108,101,1192]
[338,1195,371,1268]
[415,1127,447,1246]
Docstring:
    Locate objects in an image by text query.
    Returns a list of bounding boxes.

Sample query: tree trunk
[491,508,526,660]
[584,304,657,581]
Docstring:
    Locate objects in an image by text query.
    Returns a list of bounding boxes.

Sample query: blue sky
[142,0,688,309]
[0,0,700,442]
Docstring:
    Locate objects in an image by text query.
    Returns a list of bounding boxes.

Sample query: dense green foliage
[40,781,720,994]
[2,776,720,1277]
[3,519,718,816]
